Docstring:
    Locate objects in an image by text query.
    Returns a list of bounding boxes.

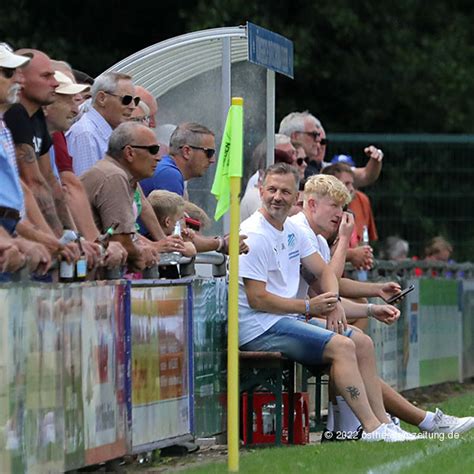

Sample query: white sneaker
[387,422,418,440]
[425,408,474,434]
[362,423,416,442]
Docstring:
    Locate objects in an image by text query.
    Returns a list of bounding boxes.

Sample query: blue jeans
[240,317,353,367]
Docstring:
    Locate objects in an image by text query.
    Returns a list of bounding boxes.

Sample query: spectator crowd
[1,41,471,445]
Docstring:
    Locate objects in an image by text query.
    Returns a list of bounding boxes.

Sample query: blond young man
[291,174,474,437]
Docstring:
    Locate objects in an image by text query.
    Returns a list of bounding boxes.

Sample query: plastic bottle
[160,221,182,265]
[357,225,369,281]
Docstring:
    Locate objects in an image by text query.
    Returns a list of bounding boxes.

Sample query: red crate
[241,392,309,445]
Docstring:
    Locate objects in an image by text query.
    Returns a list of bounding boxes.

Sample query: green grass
[178,392,474,474]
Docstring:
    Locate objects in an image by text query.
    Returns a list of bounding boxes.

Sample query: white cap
[54,70,89,95]
[0,43,30,69]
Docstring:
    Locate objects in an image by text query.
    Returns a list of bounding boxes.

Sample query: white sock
[418,411,435,431]
[326,402,335,431]
[336,395,361,432]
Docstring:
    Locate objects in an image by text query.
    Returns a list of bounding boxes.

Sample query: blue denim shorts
[240,316,353,366]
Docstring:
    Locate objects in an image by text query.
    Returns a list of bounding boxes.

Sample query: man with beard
[290,173,474,437]
[239,163,416,442]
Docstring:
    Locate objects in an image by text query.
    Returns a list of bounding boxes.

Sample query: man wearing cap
[278,111,383,187]
[66,71,138,176]
[43,67,128,269]
[0,43,52,275]
[4,48,76,238]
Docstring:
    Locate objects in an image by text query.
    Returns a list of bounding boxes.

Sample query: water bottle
[357,225,369,281]
[159,221,182,265]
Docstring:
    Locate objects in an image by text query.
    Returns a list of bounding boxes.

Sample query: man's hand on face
[338,212,354,241]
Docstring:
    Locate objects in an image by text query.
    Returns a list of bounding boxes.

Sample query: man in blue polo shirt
[140,122,215,197]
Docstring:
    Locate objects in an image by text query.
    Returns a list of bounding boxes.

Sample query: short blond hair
[147,190,185,221]
[303,174,351,207]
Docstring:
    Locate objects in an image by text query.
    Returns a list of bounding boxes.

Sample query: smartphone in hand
[385,284,415,305]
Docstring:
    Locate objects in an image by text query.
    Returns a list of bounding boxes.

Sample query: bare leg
[381,379,425,426]
[323,335,381,433]
[351,331,391,424]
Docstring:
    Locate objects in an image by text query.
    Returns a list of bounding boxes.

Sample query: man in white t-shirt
[239,163,415,442]
[291,173,474,437]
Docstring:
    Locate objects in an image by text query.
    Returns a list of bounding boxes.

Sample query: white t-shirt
[289,212,332,298]
[238,211,317,346]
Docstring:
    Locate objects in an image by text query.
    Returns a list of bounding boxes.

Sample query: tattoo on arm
[15,143,37,164]
[34,189,64,237]
[345,386,361,400]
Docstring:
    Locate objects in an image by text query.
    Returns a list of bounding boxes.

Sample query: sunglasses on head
[104,91,140,106]
[122,144,160,155]
[183,145,216,159]
[0,67,16,79]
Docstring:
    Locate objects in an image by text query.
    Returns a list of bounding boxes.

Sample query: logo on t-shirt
[287,233,296,248]
[33,136,42,155]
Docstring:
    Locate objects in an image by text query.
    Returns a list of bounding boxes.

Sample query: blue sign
[247,22,294,78]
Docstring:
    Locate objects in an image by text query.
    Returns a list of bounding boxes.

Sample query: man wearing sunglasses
[279,111,383,187]
[81,122,167,272]
[66,71,139,177]
[141,122,216,198]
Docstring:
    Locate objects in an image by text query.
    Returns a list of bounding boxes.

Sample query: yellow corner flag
[211,98,244,220]
[212,98,244,472]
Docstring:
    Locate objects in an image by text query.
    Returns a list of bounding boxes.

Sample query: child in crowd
[147,190,196,258]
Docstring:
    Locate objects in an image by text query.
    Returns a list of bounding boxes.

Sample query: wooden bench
[239,351,295,445]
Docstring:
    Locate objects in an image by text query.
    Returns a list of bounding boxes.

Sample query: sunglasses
[299,131,320,141]
[184,145,216,159]
[104,91,140,106]
[123,144,160,155]
[0,67,16,79]
[296,157,307,166]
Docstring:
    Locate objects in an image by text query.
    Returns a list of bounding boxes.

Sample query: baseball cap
[54,70,90,95]
[0,43,30,68]
[331,154,355,166]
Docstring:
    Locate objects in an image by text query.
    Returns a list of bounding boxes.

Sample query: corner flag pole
[210,96,243,472]
[227,97,243,473]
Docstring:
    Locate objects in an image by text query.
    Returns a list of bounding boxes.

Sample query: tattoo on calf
[345,385,361,400]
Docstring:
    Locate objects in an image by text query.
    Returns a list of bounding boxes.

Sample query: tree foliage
[2,0,474,132]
